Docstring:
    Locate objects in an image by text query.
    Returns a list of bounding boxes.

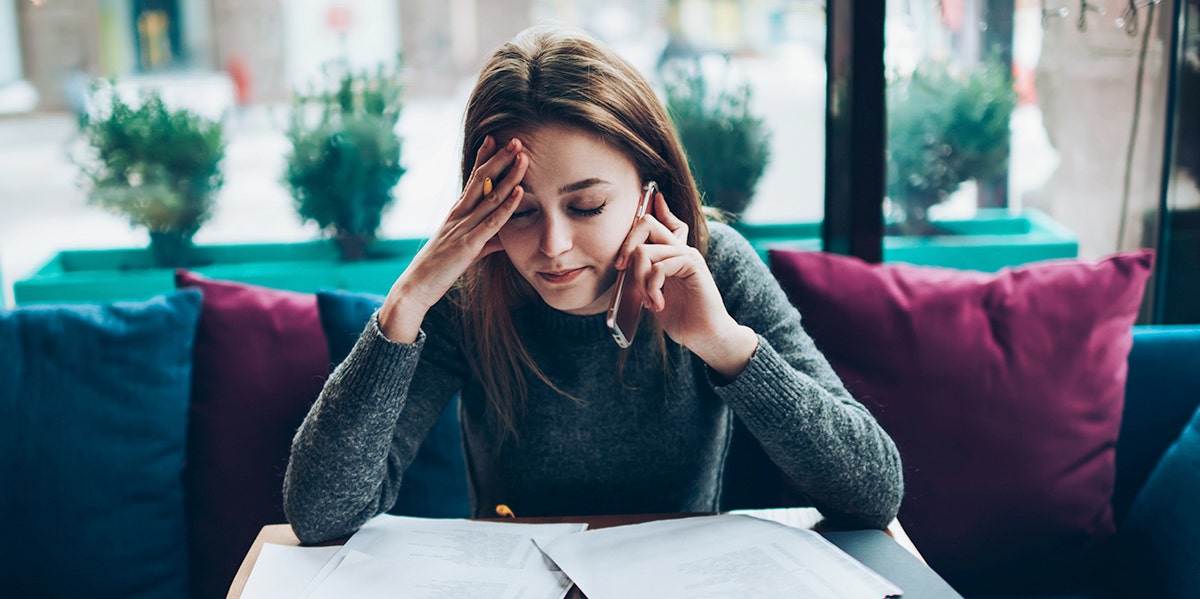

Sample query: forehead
[501,125,639,197]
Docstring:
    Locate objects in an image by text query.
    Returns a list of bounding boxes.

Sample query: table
[227,508,950,598]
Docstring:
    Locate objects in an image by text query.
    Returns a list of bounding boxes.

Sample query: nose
[539,215,573,258]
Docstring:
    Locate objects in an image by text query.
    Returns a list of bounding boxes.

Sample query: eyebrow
[558,178,611,195]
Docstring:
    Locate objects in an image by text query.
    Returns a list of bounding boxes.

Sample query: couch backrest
[1112,325,1200,525]
[723,324,1200,527]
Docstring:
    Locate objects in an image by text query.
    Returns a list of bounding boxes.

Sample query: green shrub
[285,60,406,260]
[887,60,1015,233]
[78,87,225,265]
[664,62,771,219]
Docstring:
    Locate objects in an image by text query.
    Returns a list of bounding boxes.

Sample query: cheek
[595,215,634,254]
[497,224,533,259]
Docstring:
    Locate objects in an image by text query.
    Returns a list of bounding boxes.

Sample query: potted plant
[284,59,406,261]
[664,61,771,219]
[886,60,1015,236]
[77,85,225,266]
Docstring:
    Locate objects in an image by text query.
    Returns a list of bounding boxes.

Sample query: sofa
[1,250,1197,599]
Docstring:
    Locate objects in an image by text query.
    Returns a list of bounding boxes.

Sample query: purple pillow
[767,250,1153,593]
[176,270,329,598]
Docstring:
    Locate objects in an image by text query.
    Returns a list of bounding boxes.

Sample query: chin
[536,286,609,316]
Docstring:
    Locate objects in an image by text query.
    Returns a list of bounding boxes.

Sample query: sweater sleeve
[283,300,467,544]
[704,224,904,529]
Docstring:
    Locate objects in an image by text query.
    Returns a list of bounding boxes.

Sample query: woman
[283,26,902,545]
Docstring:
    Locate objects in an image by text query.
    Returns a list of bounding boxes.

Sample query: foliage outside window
[78,86,225,266]
[284,59,406,261]
[886,60,1015,235]
[664,62,772,220]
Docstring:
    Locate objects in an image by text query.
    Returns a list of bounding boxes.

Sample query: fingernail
[507,138,517,151]
[483,177,493,196]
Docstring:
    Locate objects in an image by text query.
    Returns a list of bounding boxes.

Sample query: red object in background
[941,0,965,31]
[326,5,353,34]
[225,54,253,106]
[1013,63,1038,106]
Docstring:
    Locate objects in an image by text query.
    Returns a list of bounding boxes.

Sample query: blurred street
[0,50,828,308]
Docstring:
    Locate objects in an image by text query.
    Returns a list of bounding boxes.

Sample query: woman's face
[496,125,644,316]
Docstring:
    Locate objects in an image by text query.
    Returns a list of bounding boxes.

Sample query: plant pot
[148,230,203,268]
[334,232,373,262]
[885,201,946,237]
[734,208,1078,272]
[12,238,425,306]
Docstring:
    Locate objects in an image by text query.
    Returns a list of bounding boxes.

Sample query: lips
[538,267,587,284]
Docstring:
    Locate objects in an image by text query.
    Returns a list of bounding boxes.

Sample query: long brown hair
[458,26,710,439]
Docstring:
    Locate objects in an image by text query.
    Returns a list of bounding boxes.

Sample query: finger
[614,213,654,270]
[474,183,524,242]
[471,135,496,172]
[479,233,505,259]
[642,211,688,247]
[625,244,704,310]
[653,192,689,243]
[615,210,686,270]
[465,152,527,229]
[458,138,523,214]
[488,150,528,209]
[648,254,699,311]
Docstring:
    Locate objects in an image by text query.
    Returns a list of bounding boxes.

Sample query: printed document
[304,548,572,599]
[295,515,586,599]
[535,514,903,599]
[240,544,341,599]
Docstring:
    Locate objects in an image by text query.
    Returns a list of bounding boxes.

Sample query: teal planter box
[13,209,1078,306]
[13,238,425,306]
[734,208,1078,272]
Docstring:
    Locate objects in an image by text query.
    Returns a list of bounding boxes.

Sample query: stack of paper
[241,515,586,599]
[535,514,903,599]
[242,513,904,598]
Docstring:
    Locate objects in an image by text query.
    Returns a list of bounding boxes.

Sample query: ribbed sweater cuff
[327,310,426,400]
[717,336,808,430]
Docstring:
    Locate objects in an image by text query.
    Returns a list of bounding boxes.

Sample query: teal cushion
[1113,326,1200,523]
[1120,400,1200,598]
[316,289,469,518]
[0,290,202,598]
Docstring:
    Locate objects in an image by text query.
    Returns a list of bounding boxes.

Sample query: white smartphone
[606,181,657,349]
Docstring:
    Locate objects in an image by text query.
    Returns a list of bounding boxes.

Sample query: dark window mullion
[824,0,885,263]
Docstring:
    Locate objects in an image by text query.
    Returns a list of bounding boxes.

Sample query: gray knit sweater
[283,223,903,544]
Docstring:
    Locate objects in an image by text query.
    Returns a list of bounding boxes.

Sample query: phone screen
[606,181,657,348]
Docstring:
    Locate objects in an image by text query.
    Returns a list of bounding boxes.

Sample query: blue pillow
[1113,326,1200,522]
[1120,397,1200,597]
[0,290,202,598]
[316,289,470,518]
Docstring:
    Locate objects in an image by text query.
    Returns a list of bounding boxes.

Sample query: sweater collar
[516,298,613,343]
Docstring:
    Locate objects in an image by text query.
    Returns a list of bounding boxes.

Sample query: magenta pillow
[767,250,1153,593]
[175,270,329,598]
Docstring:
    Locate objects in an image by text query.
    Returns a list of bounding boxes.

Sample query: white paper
[239,544,341,599]
[536,514,903,599]
[342,514,585,569]
[305,549,573,599]
[298,515,586,599]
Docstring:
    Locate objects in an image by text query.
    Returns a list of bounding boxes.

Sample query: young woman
[283,26,902,544]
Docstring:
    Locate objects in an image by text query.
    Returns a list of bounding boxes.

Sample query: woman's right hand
[379,135,528,343]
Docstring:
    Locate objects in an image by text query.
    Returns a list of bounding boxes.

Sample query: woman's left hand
[614,192,759,379]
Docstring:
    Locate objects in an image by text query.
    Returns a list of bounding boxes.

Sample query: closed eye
[569,202,607,217]
[510,208,536,219]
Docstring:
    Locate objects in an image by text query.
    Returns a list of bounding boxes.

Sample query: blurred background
[0,0,1197,312]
